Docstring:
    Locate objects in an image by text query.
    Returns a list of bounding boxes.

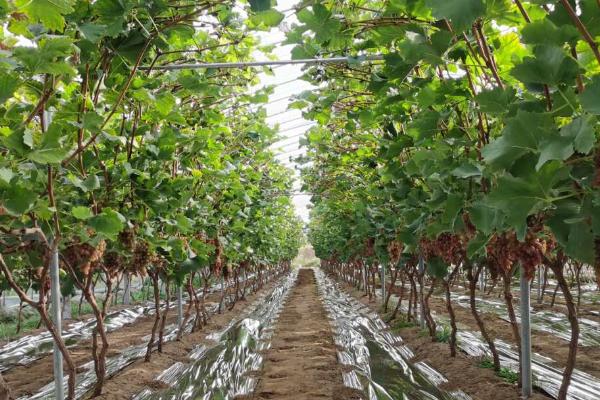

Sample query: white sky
[252,0,314,222]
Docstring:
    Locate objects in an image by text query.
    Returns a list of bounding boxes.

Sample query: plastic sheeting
[0,304,155,372]
[0,275,255,373]
[314,269,471,400]
[20,272,273,400]
[383,291,600,400]
[451,294,600,347]
[455,330,600,400]
[132,271,298,400]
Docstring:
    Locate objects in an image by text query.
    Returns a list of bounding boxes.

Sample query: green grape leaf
[579,75,600,115]
[560,115,597,154]
[565,221,595,264]
[72,206,93,220]
[426,0,485,32]
[78,23,108,43]
[474,87,516,114]
[88,209,125,238]
[27,147,69,164]
[426,256,448,279]
[0,73,19,104]
[3,184,37,215]
[511,45,580,85]
[521,18,578,46]
[249,0,272,12]
[15,0,74,31]
[249,9,284,28]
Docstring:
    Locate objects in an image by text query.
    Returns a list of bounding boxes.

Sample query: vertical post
[536,267,542,304]
[62,295,71,320]
[50,245,65,400]
[520,266,532,398]
[177,285,183,327]
[123,274,131,305]
[381,264,386,307]
[479,267,485,292]
[418,255,425,330]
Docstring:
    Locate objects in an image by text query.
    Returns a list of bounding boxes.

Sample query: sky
[251,0,314,223]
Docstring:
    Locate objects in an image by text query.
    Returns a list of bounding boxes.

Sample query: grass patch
[435,325,451,343]
[389,315,416,333]
[0,309,40,340]
[479,357,518,384]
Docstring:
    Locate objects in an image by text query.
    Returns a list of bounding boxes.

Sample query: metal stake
[479,267,485,292]
[536,267,542,304]
[520,266,532,398]
[50,246,65,399]
[123,274,131,305]
[381,263,386,307]
[177,285,183,327]
[418,255,426,330]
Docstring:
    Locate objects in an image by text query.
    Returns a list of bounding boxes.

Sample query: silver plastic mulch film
[0,274,255,373]
[314,269,471,400]
[450,294,600,347]
[20,271,276,400]
[0,303,156,373]
[131,271,298,400]
[383,291,600,400]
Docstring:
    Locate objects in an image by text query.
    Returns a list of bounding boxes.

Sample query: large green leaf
[426,256,448,279]
[0,73,19,104]
[15,0,74,31]
[249,9,284,28]
[579,75,600,115]
[426,0,485,31]
[475,87,516,114]
[88,209,125,238]
[565,221,595,264]
[560,115,597,154]
[249,0,272,12]
[3,184,37,216]
[511,45,580,85]
[27,147,69,164]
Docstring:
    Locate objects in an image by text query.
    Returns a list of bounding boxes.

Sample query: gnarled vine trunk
[467,262,500,371]
[548,256,579,400]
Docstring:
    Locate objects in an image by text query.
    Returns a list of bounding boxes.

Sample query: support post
[479,267,485,292]
[520,266,532,398]
[123,273,131,305]
[536,267,542,305]
[50,246,65,400]
[62,295,71,320]
[381,264,386,307]
[177,285,183,327]
[418,255,426,330]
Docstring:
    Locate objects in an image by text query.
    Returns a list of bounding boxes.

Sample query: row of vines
[0,0,302,398]
[285,0,600,399]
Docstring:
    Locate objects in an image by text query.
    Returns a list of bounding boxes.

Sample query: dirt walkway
[252,269,354,400]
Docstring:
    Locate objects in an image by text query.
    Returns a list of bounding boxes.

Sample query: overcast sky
[252,0,314,223]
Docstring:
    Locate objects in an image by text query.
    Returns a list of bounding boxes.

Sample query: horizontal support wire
[140,55,384,71]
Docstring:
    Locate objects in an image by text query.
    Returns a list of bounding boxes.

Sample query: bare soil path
[252,268,354,400]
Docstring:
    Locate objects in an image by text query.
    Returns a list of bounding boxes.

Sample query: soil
[342,279,550,400]
[3,276,275,399]
[426,293,600,381]
[94,276,281,400]
[387,280,600,380]
[249,269,361,400]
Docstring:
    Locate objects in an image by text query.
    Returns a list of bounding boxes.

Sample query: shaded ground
[346,281,550,400]
[251,269,358,400]
[387,281,600,381]
[3,279,272,399]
